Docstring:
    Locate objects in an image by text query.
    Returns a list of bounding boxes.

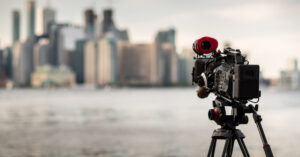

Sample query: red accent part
[214,107,218,121]
[194,36,218,55]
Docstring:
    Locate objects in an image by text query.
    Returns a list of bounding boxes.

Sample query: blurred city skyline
[0,0,300,78]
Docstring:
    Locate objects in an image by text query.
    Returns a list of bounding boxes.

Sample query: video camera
[192,37,273,157]
[192,37,260,101]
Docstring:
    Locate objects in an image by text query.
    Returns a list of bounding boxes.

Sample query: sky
[0,0,299,78]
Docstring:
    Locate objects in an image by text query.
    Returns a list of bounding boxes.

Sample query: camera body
[192,48,260,101]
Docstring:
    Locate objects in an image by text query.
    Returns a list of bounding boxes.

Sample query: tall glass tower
[42,7,55,34]
[26,0,35,38]
[12,10,20,44]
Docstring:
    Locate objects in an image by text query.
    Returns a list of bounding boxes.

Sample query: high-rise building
[57,24,85,66]
[0,49,4,84]
[83,37,118,86]
[102,9,115,33]
[157,43,178,84]
[3,47,13,79]
[84,41,98,84]
[13,40,34,86]
[12,10,20,44]
[33,39,51,70]
[74,39,87,83]
[26,0,36,38]
[97,38,118,86]
[178,48,194,85]
[117,42,159,85]
[100,9,129,41]
[155,28,175,45]
[155,28,178,85]
[42,7,55,34]
[280,58,300,89]
[85,9,96,40]
[48,23,64,65]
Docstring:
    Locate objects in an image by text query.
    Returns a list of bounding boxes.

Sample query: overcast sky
[0,0,299,78]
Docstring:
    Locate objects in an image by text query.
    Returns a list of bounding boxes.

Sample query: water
[0,88,299,157]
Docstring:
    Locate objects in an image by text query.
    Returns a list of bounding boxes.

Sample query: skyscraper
[99,9,129,41]
[26,0,36,38]
[157,43,178,84]
[117,42,159,85]
[102,9,115,33]
[56,24,85,66]
[84,9,96,40]
[155,28,178,85]
[0,49,4,83]
[42,7,55,34]
[84,41,98,84]
[97,38,118,86]
[33,39,51,70]
[13,41,32,85]
[12,10,20,44]
[178,48,194,85]
[3,47,13,80]
[155,28,175,45]
[280,58,300,89]
[74,39,87,83]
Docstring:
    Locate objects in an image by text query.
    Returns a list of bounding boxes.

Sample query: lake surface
[0,88,299,157]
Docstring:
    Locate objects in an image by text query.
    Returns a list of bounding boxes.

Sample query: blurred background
[0,0,299,156]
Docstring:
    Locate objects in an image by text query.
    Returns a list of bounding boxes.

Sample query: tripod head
[208,97,249,129]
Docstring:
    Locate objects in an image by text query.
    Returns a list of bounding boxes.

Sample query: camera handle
[248,104,274,157]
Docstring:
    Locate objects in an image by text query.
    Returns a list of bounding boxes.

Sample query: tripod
[207,128,249,157]
[207,97,274,157]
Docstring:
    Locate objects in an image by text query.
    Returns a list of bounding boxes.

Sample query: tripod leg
[222,138,230,157]
[226,138,235,157]
[236,138,250,157]
[249,105,274,157]
[207,138,217,157]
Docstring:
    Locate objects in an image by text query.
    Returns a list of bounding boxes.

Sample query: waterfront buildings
[33,39,51,69]
[280,58,300,89]
[31,65,75,87]
[117,42,159,85]
[84,38,118,86]
[4,0,196,87]
[83,8,128,86]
